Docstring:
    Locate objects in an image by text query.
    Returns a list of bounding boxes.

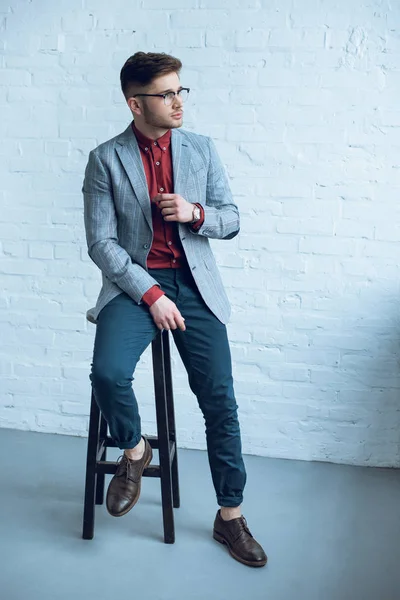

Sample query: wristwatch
[190,204,201,224]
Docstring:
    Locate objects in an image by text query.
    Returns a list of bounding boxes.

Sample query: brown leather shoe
[106,437,153,517]
[213,510,268,567]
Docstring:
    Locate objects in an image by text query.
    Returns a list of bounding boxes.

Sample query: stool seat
[82,328,180,543]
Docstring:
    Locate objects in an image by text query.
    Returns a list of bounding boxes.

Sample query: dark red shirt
[131,121,204,307]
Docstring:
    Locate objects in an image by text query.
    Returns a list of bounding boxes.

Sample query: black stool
[82,328,180,543]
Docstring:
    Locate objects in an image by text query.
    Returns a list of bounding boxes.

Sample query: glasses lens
[164,92,175,106]
[179,88,189,102]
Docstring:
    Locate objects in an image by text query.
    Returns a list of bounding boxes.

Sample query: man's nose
[172,96,183,109]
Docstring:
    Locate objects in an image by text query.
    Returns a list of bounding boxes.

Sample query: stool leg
[153,331,175,544]
[82,390,100,540]
[95,414,108,505]
[162,329,180,509]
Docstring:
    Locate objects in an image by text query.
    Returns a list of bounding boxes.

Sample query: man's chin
[169,118,183,128]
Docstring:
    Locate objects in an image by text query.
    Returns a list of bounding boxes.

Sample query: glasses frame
[132,87,190,106]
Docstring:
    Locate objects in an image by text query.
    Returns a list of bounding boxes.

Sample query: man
[82,51,267,568]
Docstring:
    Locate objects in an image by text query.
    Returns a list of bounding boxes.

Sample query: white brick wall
[1,0,400,467]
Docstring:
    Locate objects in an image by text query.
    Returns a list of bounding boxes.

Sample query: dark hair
[120,52,182,98]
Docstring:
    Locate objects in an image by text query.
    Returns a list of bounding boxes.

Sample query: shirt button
[167,241,172,245]
[154,142,157,145]
[159,187,164,192]
[172,259,176,263]
[145,147,148,151]
[163,147,166,150]
[156,161,160,166]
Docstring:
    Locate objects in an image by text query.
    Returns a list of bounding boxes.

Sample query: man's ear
[127,97,141,116]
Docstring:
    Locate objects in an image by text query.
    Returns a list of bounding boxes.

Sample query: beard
[142,102,182,129]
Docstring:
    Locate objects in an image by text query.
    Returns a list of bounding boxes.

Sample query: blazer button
[143,243,149,249]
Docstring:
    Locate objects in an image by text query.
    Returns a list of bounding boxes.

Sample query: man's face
[131,72,184,130]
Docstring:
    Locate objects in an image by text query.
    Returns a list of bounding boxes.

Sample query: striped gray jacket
[82,122,240,324]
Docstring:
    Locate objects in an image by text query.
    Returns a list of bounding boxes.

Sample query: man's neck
[133,120,169,141]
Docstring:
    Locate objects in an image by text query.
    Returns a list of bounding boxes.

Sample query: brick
[0,69,31,85]
[170,10,229,29]
[269,366,310,382]
[28,243,54,260]
[235,30,268,50]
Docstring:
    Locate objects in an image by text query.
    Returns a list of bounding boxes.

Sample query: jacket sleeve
[188,137,240,240]
[82,150,162,305]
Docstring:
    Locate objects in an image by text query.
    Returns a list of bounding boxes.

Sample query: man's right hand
[149,295,186,331]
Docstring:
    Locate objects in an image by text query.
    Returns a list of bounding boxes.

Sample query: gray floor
[1,429,400,600]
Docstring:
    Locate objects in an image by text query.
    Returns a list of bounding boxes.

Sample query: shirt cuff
[190,203,205,231]
[141,285,165,307]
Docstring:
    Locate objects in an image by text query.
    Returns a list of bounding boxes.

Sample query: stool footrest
[95,463,160,478]
[98,433,174,451]
[96,440,176,478]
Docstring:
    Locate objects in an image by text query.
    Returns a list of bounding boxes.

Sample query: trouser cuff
[217,496,243,507]
[115,433,142,450]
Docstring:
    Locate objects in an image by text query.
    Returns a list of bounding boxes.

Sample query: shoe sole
[213,531,267,568]
[106,445,153,517]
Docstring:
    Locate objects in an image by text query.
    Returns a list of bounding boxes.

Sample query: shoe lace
[115,454,131,482]
[235,516,253,541]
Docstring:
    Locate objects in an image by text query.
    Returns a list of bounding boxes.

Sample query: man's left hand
[152,193,194,223]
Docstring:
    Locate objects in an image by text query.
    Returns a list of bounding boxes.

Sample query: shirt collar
[131,120,171,153]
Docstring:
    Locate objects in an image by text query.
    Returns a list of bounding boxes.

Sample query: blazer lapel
[171,128,190,199]
[115,123,153,232]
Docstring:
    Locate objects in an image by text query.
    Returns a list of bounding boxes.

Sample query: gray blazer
[82,122,240,324]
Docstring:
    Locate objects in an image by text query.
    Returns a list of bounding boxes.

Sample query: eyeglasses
[133,87,190,106]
